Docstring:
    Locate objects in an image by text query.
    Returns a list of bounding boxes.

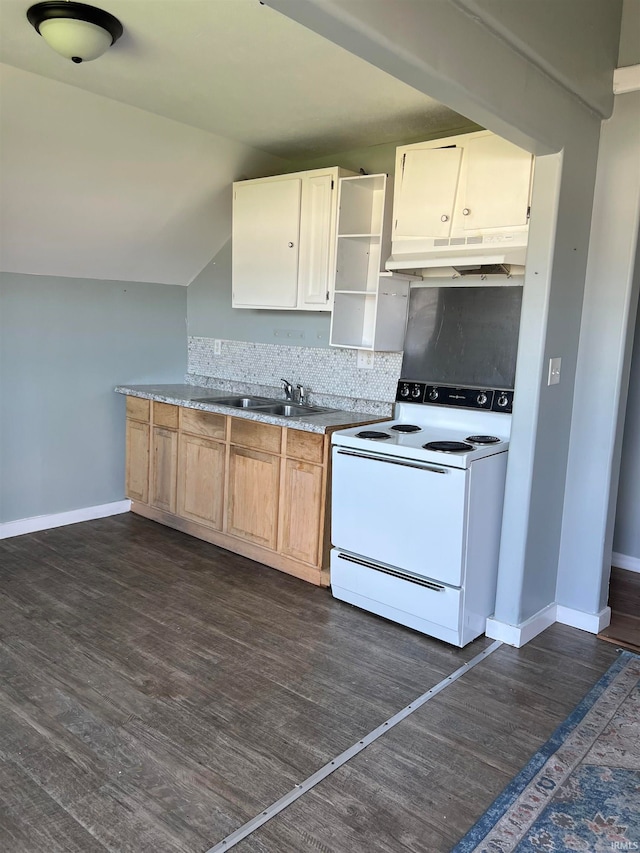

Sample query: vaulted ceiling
[0,0,467,159]
[0,0,470,285]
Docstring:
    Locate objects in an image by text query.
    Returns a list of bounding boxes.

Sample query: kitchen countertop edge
[115,384,387,434]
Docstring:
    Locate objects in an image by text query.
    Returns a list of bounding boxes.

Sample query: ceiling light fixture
[27,1,123,64]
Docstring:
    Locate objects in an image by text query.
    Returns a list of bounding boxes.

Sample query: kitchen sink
[255,403,336,417]
[195,396,336,416]
[195,396,274,408]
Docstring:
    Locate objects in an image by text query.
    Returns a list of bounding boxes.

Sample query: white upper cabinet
[232,178,301,308]
[394,147,463,239]
[388,130,534,270]
[460,134,533,231]
[232,167,354,311]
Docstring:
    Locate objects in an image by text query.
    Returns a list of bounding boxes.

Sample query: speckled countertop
[115,384,388,434]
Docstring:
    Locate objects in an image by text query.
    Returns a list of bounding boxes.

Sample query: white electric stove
[330,382,513,647]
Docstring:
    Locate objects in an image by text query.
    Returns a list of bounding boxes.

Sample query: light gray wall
[0,273,187,524]
[557,91,640,613]
[618,0,640,66]
[614,253,640,561]
[450,0,622,116]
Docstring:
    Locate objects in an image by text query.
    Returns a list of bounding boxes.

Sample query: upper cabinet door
[393,147,463,239]
[459,135,533,232]
[232,178,301,308]
[298,173,335,308]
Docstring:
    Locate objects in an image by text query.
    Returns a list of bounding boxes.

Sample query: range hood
[386,235,528,275]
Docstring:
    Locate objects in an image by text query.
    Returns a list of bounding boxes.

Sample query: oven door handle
[337,553,447,591]
[335,448,448,474]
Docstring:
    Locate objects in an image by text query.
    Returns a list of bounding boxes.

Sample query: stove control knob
[428,388,439,402]
[411,385,422,399]
[497,393,509,408]
[399,383,410,398]
[476,392,488,406]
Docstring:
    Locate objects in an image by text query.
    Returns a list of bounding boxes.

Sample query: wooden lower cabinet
[279,458,324,565]
[123,395,369,586]
[150,426,178,514]
[177,433,225,530]
[125,419,150,503]
[227,446,280,549]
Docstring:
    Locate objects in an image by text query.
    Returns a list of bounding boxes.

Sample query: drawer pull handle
[335,448,447,474]
[338,553,446,591]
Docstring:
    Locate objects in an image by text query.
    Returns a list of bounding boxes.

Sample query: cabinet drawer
[153,401,179,429]
[331,551,462,635]
[181,408,226,440]
[126,396,150,422]
[230,418,281,454]
[285,429,324,464]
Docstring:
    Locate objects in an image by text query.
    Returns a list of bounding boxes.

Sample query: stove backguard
[401,285,523,390]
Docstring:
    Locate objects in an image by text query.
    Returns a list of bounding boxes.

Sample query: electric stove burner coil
[423,441,474,453]
[390,424,421,433]
[357,430,391,440]
[466,435,501,445]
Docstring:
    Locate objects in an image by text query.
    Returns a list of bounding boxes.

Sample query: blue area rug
[452,650,640,853]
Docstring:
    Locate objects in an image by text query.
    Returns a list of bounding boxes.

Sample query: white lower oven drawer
[331,549,463,646]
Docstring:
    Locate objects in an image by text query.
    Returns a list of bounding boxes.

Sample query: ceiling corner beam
[613,64,640,94]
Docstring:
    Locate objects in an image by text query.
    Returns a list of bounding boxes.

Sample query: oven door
[331,446,468,587]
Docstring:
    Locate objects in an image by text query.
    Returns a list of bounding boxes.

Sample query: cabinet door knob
[440,214,449,222]
[462,208,471,216]
[288,242,294,248]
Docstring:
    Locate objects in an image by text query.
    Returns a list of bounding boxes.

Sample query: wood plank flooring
[598,566,640,651]
[0,514,620,853]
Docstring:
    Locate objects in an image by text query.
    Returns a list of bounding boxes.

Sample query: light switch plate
[214,339,222,355]
[548,357,561,385]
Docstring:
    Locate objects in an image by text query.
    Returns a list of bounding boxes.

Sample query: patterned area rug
[452,649,640,853]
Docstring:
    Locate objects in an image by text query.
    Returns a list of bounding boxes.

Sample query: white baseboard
[486,602,557,648]
[611,552,640,574]
[556,605,611,634]
[0,500,131,540]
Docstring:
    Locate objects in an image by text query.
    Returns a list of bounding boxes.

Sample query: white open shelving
[330,174,413,351]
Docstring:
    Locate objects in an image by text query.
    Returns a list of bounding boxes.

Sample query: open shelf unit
[330,173,413,351]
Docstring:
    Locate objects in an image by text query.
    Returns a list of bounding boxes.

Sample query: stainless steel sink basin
[195,395,336,417]
[256,403,336,417]
[195,396,274,408]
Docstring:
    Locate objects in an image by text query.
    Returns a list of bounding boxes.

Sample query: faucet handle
[281,378,293,400]
[296,384,306,405]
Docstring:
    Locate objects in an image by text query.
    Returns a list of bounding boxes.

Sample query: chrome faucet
[281,379,294,401]
[296,384,306,405]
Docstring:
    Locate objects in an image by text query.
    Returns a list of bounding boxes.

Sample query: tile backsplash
[187,337,402,414]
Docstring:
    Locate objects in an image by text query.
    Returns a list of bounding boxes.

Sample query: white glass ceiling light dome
[27,2,123,63]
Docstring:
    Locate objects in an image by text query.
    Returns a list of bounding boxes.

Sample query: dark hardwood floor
[598,565,640,652]
[0,514,620,853]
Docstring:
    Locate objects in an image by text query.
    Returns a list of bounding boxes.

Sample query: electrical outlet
[357,350,375,369]
[548,357,561,385]
[214,339,222,355]
[274,329,304,340]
